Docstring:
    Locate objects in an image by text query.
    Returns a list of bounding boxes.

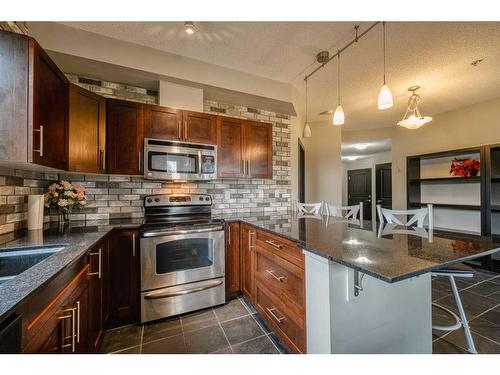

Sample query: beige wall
[392,96,500,209]
[159,80,203,111]
[302,121,342,206]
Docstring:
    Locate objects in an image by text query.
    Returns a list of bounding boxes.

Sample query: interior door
[348,168,372,220]
[245,121,273,179]
[217,116,245,178]
[376,163,392,217]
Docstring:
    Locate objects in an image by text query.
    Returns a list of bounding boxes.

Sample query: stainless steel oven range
[140,194,225,323]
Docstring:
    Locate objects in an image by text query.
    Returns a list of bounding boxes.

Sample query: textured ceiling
[59,22,500,130]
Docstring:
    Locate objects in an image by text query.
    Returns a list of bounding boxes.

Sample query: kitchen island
[221,212,500,353]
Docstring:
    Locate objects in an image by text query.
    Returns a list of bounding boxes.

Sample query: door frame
[298,139,305,203]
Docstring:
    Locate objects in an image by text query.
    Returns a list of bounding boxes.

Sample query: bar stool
[294,201,323,215]
[325,202,363,221]
[376,204,477,354]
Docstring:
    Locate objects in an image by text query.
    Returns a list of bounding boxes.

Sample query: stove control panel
[144,194,212,207]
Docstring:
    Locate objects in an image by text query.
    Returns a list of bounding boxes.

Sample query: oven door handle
[143,279,224,299]
[142,226,224,238]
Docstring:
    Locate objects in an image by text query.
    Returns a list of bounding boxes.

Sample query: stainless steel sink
[0,246,65,285]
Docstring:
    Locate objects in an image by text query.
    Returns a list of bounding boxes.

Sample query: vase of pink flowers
[44,180,86,223]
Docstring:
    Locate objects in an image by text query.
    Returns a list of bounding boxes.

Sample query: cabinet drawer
[254,246,304,313]
[254,282,305,353]
[255,229,304,269]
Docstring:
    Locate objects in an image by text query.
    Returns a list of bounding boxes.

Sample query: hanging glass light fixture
[397,86,432,129]
[378,22,393,110]
[303,79,312,138]
[333,50,345,125]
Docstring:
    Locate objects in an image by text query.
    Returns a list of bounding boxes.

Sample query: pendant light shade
[333,50,345,125]
[303,78,312,138]
[333,105,345,126]
[378,83,393,109]
[397,86,432,129]
[378,22,393,110]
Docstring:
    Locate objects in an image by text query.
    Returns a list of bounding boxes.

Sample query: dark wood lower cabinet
[240,224,255,302]
[104,229,140,330]
[225,222,241,299]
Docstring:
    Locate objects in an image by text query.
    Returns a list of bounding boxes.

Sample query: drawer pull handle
[88,248,102,279]
[265,240,283,250]
[266,307,285,324]
[249,231,256,251]
[266,270,284,282]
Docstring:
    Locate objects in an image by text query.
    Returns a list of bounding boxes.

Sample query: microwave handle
[198,150,202,176]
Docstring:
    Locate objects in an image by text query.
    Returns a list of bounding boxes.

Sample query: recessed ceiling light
[342,156,359,161]
[471,58,484,66]
[184,22,195,35]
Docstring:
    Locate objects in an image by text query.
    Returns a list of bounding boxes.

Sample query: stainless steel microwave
[143,138,217,181]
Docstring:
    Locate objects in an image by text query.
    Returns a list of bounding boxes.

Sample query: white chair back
[325,202,363,220]
[295,202,323,215]
[377,204,433,230]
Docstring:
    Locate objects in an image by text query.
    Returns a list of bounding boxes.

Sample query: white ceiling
[341,139,392,158]
[59,22,500,130]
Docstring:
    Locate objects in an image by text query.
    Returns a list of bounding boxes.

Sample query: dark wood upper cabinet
[245,120,273,179]
[240,224,255,302]
[68,84,106,174]
[106,99,144,175]
[31,39,69,170]
[104,229,139,330]
[225,222,241,299]
[144,104,182,141]
[217,116,246,178]
[183,111,217,144]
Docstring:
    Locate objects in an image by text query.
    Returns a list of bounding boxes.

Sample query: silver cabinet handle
[266,307,285,324]
[132,233,136,257]
[33,125,44,156]
[247,160,251,175]
[143,279,223,299]
[265,239,283,250]
[59,307,76,352]
[89,248,102,279]
[99,150,105,170]
[227,225,231,245]
[138,152,141,171]
[76,301,81,344]
[266,270,284,282]
[249,231,256,251]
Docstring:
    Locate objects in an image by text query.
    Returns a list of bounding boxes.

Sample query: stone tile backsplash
[0,99,292,237]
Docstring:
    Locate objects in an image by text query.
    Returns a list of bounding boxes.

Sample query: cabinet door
[217,116,246,178]
[87,239,106,352]
[245,121,273,179]
[105,229,139,329]
[31,40,68,170]
[225,222,241,299]
[106,99,144,175]
[144,104,182,141]
[240,224,255,302]
[68,84,106,173]
[182,111,217,144]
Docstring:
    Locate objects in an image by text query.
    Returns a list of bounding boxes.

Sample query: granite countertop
[1,212,499,323]
[0,219,142,323]
[221,211,500,283]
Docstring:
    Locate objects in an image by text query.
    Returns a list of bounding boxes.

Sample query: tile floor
[99,296,288,354]
[432,268,500,354]
[100,269,500,355]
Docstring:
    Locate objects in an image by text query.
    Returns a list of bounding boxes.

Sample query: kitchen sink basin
[0,246,65,285]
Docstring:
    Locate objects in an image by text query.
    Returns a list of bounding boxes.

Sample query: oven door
[140,229,225,292]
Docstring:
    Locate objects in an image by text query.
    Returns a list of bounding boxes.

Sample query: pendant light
[397,86,432,129]
[333,50,345,125]
[303,79,312,138]
[377,22,393,110]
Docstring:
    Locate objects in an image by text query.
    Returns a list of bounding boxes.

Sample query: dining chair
[295,201,323,215]
[376,203,477,354]
[325,202,363,221]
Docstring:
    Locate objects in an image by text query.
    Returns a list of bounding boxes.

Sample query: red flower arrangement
[450,158,480,177]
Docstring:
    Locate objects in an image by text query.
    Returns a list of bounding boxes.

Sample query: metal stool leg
[449,275,477,354]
